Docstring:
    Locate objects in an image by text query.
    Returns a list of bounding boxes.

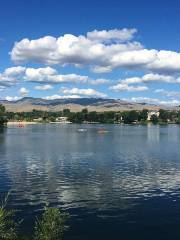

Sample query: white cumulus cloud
[127,97,180,106]
[60,87,107,98]
[121,73,175,85]
[34,84,53,90]
[19,87,29,96]
[44,94,81,100]
[87,28,137,42]
[0,66,111,86]
[155,89,180,98]
[24,67,110,85]
[0,66,25,86]
[110,83,148,92]
[5,96,21,101]
[10,29,180,74]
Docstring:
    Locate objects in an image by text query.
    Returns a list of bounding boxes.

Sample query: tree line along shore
[1,104,180,125]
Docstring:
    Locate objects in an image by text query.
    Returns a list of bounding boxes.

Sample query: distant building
[147,111,159,121]
[56,116,71,123]
[33,117,43,122]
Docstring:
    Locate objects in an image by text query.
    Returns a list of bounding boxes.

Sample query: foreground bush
[0,195,69,240]
[34,206,69,240]
[0,193,19,239]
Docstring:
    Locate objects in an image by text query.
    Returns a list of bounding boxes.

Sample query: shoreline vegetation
[1,104,180,126]
[0,193,69,240]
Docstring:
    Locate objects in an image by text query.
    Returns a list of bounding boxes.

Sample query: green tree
[81,109,88,122]
[67,112,83,123]
[168,111,178,122]
[114,112,122,123]
[150,114,159,124]
[81,108,88,114]
[62,109,71,117]
[42,112,48,122]
[138,109,148,122]
[159,109,169,122]
[87,111,98,122]
[49,116,56,122]
[14,114,20,121]
[122,110,139,124]
[0,105,7,125]
[0,105,5,113]
[103,111,115,123]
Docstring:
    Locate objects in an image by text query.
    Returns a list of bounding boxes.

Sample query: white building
[147,111,159,121]
[56,116,71,123]
[33,117,43,122]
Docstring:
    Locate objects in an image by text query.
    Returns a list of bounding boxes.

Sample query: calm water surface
[0,124,180,239]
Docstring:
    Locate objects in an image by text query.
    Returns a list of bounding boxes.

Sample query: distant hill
[0,97,177,112]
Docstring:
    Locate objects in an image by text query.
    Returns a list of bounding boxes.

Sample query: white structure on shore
[33,117,43,122]
[147,111,159,121]
[56,116,71,123]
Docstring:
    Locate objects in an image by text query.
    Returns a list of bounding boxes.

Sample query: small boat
[18,121,24,128]
[78,128,87,132]
[97,128,109,134]
[18,124,24,128]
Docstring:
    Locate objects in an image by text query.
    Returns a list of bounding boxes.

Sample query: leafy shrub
[0,194,69,240]
[0,193,19,240]
[34,206,69,240]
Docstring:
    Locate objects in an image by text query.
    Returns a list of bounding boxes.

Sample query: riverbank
[6,121,180,126]
[7,121,38,125]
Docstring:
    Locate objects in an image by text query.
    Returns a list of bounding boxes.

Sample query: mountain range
[0,97,177,112]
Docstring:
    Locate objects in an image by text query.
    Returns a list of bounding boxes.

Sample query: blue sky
[1,0,180,105]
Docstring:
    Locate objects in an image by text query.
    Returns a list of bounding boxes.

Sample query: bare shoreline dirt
[7,121,38,125]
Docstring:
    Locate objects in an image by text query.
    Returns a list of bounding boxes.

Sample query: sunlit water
[1,124,180,239]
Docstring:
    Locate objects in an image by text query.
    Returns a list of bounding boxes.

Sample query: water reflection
[147,124,160,142]
[1,124,180,239]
